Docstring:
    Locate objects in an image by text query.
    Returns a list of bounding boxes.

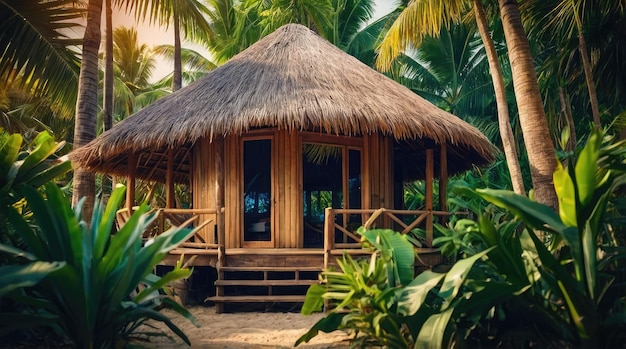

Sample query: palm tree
[102,0,114,198]
[112,26,158,118]
[260,0,334,38]
[73,0,103,217]
[0,0,83,117]
[153,45,217,86]
[203,0,264,64]
[377,0,528,197]
[127,0,213,92]
[498,0,557,207]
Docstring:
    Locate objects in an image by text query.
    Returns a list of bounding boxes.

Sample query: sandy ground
[147,305,352,348]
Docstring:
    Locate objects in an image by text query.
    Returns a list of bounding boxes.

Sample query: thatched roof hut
[71,24,495,182]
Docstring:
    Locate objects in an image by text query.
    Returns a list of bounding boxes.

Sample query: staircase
[207,250,324,313]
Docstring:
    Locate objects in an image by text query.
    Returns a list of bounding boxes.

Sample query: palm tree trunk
[558,86,577,154]
[102,0,113,200]
[473,0,525,196]
[173,6,182,91]
[575,13,601,127]
[72,0,103,220]
[498,0,557,208]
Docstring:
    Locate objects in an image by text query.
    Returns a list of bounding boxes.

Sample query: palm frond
[0,0,83,115]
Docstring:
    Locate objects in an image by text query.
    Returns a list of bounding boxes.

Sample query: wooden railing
[323,207,458,252]
[116,207,224,249]
[322,208,463,269]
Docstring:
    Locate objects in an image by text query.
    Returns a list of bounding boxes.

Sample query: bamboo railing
[323,207,458,268]
[116,207,224,250]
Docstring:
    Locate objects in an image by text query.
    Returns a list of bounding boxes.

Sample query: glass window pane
[243,139,271,242]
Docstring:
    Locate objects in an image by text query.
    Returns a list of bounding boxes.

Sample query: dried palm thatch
[71,24,496,182]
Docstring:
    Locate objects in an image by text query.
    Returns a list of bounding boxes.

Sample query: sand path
[149,306,352,348]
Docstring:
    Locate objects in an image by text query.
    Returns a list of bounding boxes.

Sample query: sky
[108,0,400,81]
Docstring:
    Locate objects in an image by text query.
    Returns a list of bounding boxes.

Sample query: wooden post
[425,148,434,247]
[323,207,335,271]
[439,143,448,225]
[126,151,136,213]
[166,148,175,208]
[215,139,226,254]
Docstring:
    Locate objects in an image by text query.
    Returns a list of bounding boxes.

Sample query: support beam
[215,139,226,255]
[126,151,136,213]
[425,148,434,246]
[166,148,174,208]
[439,143,448,225]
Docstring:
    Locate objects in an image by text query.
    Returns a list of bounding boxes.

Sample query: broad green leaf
[395,270,446,316]
[475,189,568,234]
[295,313,346,346]
[575,129,601,207]
[0,261,65,297]
[438,247,494,311]
[582,221,597,300]
[414,307,454,349]
[361,229,415,286]
[301,283,327,315]
[553,160,577,227]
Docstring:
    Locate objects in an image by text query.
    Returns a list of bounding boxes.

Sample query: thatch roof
[71,23,496,183]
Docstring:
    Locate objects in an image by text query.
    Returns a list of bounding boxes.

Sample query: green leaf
[301,283,327,315]
[361,229,415,286]
[474,189,568,234]
[395,270,446,316]
[0,261,65,297]
[575,129,602,207]
[295,313,346,346]
[553,160,577,227]
[438,247,494,311]
[414,307,454,349]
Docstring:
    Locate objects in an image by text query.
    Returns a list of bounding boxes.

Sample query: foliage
[0,184,198,348]
[0,0,83,116]
[297,228,492,347]
[0,131,72,250]
[299,129,626,348]
[470,129,626,347]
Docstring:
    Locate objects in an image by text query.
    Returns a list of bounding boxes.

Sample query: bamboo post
[126,151,136,213]
[439,143,448,226]
[166,148,174,209]
[215,139,226,255]
[323,208,335,270]
[425,148,434,247]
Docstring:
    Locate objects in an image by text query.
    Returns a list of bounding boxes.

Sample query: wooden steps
[207,264,322,313]
[208,295,306,303]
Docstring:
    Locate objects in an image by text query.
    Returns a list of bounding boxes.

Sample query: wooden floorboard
[215,280,318,286]
[207,295,306,303]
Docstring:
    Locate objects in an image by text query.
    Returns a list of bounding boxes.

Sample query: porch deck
[128,207,450,312]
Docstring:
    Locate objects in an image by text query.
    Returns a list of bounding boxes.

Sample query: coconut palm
[111,26,158,119]
[498,0,557,207]
[153,45,217,86]
[125,0,213,92]
[73,0,103,217]
[377,0,528,197]
[260,0,334,38]
[0,0,83,117]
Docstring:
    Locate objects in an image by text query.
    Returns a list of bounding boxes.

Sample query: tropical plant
[0,0,83,116]
[471,128,626,347]
[0,184,198,347]
[72,0,104,220]
[297,227,494,348]
[299,128,626,347]
[377,0,552,202]
[0,131,71,221]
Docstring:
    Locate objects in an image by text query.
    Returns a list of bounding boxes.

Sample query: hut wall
[192,138,220,243]
[276,130,302,248]
[365,134,394,209]
[224,135,243,248]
